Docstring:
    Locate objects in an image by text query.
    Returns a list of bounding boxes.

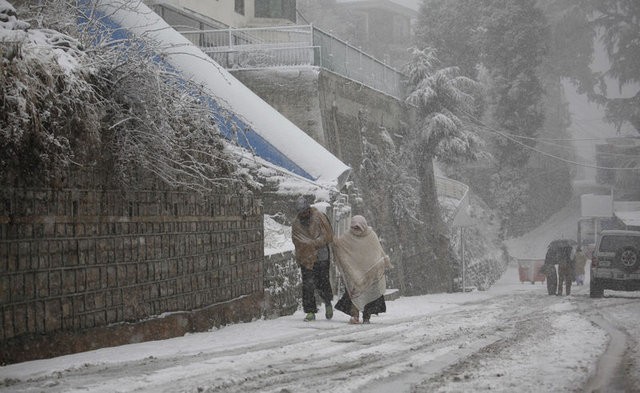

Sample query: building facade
[147,0,297,29]
[335,0,417,67]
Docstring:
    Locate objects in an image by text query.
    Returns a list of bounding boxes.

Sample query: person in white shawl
[333,215,391,324]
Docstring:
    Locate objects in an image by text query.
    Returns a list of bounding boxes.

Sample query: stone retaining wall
[0,169,264,364]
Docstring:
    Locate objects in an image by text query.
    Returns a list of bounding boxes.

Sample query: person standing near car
[557,246,574,296]
[541,249,557,295]
[573,248,587,286]
[292,196,334,322]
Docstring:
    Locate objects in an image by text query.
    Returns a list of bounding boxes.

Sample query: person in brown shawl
[333,215,391,324]
[573,248,588,286]
[292,197,334,322]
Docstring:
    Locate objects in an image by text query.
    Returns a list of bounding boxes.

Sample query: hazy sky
[336,0,421,11]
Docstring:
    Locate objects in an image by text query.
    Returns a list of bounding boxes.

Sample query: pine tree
[403,47,483,231]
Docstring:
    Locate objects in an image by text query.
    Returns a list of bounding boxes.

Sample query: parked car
[590,230,640,298]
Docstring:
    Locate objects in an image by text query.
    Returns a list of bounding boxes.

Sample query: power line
[520,137,640,159]
[504,133,637,142]
[464,114,640,171]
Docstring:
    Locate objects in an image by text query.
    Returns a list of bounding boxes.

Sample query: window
[255,0,296,23]
[235,0,244,15]
[599,235,640,252]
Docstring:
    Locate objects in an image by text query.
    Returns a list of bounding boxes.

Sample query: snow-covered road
[2,268,639,393]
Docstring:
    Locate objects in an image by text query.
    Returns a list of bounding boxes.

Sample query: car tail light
[591,255,598,267]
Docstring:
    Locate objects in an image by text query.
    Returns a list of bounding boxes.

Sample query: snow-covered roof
[81,0,350,190]
[614,201,640,228]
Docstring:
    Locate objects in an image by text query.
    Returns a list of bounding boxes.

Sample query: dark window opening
[255,0,296,23]
[235,0,245,15]
[600,236,640,252]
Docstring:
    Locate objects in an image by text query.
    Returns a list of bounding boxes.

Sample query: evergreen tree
[481,0,549,167]
[546,0,639,134]
[403,47,483,226]
[581,0,639,133]
[413,0,566,237]
[415,0,485,79]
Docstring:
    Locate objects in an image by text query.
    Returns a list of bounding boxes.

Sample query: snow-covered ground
[1,262,639,392]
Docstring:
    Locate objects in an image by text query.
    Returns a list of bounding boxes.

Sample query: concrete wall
[0,169,264,364]
[152,0,295,28]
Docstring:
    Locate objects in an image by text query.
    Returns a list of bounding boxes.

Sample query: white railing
[435,176,470,226]
[329,193,351,296]
[312,27,405,99]
[181,25,313,50]
[202,45,318,69]
[331,193,352,238]
[180,25,406,99]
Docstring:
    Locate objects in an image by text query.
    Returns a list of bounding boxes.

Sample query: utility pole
[460,226,465,292]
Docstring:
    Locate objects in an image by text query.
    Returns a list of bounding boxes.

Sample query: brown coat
[292,208,333,269]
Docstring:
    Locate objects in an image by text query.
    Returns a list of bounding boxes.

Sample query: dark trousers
[301,259,333,313]
[546,272,557,295]
[557,264,572,296]
[335,291,386,320]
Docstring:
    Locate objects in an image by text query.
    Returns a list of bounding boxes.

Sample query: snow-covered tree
[481,0,549,167]
[413,0,569,237]
[415,0,483,80]
[1,0,101,183]
[404,47,484,165]
[402,46,484,257]
[1,0,238,191]
[563,0,640,134]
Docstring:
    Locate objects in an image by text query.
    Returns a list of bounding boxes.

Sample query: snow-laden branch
[1,0,243,192]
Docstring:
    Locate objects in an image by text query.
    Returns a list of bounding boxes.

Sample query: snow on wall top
[82,0,350,189]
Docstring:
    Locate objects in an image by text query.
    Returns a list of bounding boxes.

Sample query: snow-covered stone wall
[262,251,300,318]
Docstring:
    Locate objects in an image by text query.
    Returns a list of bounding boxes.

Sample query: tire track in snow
[580,298,640,393]
[177,293,546,393]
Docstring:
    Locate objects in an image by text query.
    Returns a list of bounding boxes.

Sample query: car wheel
[615,246,639,273]
[590,278,604,298]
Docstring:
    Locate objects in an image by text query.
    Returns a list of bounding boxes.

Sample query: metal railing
[312,27,405,99]
[180,25,406,99]
[435,176,470,226]
[329,193,352,296]
[330,193,352,239]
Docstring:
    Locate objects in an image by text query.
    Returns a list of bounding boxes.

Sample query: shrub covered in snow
[1,0,102,183]
[0,0,236,191]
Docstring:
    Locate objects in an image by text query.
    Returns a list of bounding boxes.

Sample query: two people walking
[541,241,588,296]
[292,197,390,324]
[541,240,574,296]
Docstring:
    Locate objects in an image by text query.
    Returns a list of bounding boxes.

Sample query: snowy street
[1,266,639,393]
[1,1,639,392]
